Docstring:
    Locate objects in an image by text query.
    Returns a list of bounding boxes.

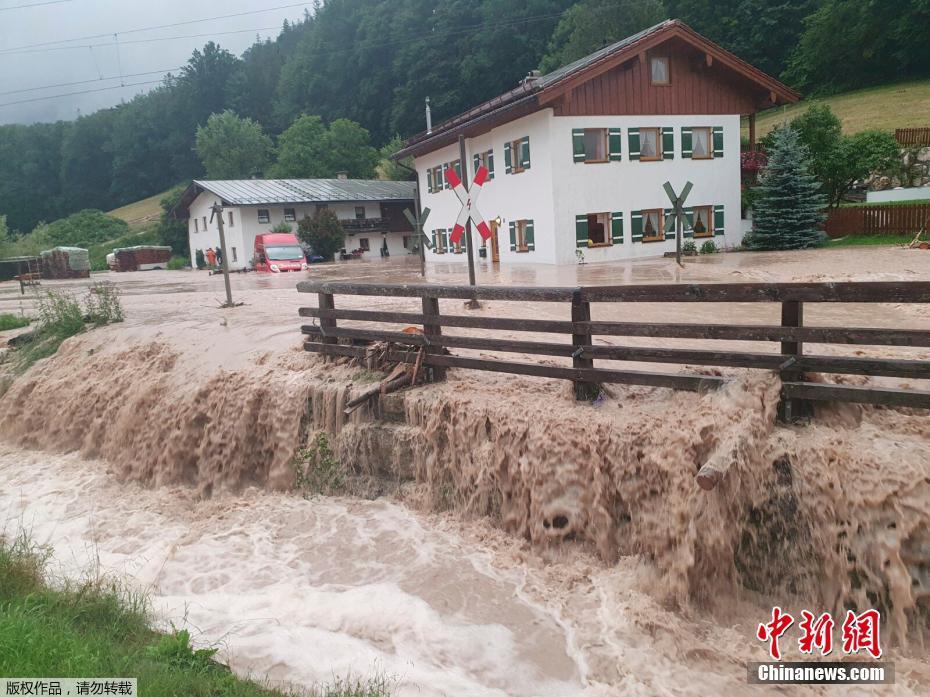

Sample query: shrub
[700,240,718,254]
[167,256,188,270]
[84,282,124,326]
[195,249,206,269]
[270,221,293,233]
[682,240,697,254]
[0,314,29,331]
[297,210,345,261]
[292,433,346,496]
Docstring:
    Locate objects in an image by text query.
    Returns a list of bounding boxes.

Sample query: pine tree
[744,126,826,251]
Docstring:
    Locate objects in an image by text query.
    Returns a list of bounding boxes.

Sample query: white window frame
[258,209,271,224]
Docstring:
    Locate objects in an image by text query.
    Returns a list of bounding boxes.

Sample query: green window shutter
[521,136,531,169]
[431,230,437,249]
[509,221,517,251]
[461,231,468,250]
[611,212,623,244]
[681,128,693,158]
[453,160,462,179]
[487,151,495,179]
[504,142,513,174]
[525,220,535,251]
[572,129,586,162]
[664,208,676,238]
[441,163,449,189]
[662,127,674,160]
[628,128,640,161]
[683,207,694,238]
[441,229,449,250]
[714,205,725,235]
[713,127,724,158]
[426,169,433,193]
[631,211,643,241]
[473,154,480,176]
[608,128,622,161]
[575,214,588,248]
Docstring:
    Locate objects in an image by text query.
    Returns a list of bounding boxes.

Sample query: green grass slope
[107,190,170,229]
[744,79,930,138]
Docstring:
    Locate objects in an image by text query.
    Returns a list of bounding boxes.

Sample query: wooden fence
[824,202,930,238]
[895,128,930,147]
[298,280,930,416]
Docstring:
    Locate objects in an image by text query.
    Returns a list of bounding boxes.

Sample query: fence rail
[895,128,930,147]
[297,280,930,415]
[824,202,930,238]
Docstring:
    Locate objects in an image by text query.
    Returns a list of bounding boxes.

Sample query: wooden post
[318,292,336,360]
[571,291,597,400]
[779,300,806,421]
[421,294,446,382]
[212,202,235,308]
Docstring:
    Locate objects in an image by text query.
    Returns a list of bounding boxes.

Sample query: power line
[0,6,573,108]
[0,67,182,96]
[0,1,310,53]
[0,0,72,11]
[0,25,284,57]
[0,79,163,108]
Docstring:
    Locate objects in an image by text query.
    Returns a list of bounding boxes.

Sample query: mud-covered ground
[1,248,929,696]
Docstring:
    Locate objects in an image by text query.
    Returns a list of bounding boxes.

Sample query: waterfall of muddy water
[1,249,929,693]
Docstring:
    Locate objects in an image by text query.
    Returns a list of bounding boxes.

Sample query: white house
[173,177,417,269]
[395,20,799,266]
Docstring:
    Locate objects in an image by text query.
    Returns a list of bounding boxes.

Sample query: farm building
[395,19,799,266]
[173,177,417,270]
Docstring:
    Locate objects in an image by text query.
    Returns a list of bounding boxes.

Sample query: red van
[253,233,307,273]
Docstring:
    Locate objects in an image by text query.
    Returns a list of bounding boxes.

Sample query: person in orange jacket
[206,247,217,268]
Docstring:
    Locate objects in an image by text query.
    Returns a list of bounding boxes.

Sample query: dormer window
[650,56,669,85]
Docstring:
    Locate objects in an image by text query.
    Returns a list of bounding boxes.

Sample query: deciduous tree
[195,111,274,180]
[297,209,345,261]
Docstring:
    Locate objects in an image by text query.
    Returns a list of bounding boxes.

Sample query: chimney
[336,171,348,180]
[522,70,542,86]
[425,96,432,135]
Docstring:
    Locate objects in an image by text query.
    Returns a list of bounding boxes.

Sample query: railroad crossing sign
[445,165,492,244]
[403,206,432,249]
[663,180,693,266]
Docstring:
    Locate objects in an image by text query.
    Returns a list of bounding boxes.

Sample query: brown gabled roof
[395,19,799,160]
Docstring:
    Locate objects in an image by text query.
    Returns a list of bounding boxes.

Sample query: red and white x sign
[445,165,492,244]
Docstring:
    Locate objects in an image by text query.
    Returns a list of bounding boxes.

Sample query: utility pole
[211,201,235,308]
[458,134,478,294]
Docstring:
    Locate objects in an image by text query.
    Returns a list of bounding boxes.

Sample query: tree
[296,209,345,261]
[540,0,665,73]
[785,0,930,93]
[376,135,415,181]
[744,127,826,251]
[154,185,190,257]
[271,115,379,179]
[766,104,900,207]
[269,115,327,178]
[195,111,274,179]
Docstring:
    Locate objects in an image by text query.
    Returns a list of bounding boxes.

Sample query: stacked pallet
[40,247,91,279]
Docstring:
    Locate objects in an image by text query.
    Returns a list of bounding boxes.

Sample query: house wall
[551,113,743,264]
[415,109,557,265]
[187,195,416,267]
[414,110,743,266]
[550,40,761,117]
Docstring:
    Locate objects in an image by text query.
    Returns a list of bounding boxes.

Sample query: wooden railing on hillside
[297,281,930,417]
[298,281,930,418]
[895,128,930,147]
[824,202,930,238]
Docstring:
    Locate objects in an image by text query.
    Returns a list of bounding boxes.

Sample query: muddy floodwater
[1,248,929,696]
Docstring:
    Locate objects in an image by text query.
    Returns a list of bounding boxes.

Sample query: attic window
[650,57,669,85]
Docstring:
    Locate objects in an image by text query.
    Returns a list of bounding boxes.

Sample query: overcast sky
[0,0,311,125]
